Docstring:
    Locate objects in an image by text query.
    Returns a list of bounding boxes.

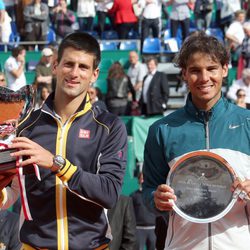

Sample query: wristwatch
[52,155,66,173]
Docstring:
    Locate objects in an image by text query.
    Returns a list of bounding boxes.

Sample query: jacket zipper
[203,111,212,250]
[52,113,72,250]
[58,120,67,250]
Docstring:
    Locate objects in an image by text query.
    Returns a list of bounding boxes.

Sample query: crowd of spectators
[0,0,250,108]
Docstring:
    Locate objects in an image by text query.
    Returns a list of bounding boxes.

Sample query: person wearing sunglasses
[236,88,250,109]
[227,67,250,109]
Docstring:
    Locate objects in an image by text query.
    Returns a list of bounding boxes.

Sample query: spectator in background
[0,71,6,87]
[0,1,12,43]
[140,56,169,116]
[107,195,137,250]
[241,21,250,68]
[165,0,191,41]
[108,0,138,39]
[0,209,21,250]
[219,0,241,33]
[227,67,250,107]
[235,88,249,108]
[194,0,214,30]
[23,0,49,50]
[140,0,162,50]
[130,172,156,250]
[225,9,246,66]
[95,0,113,37]
[4,46,26,91]
[106,61,136,115]
[127,50,147,101]
[15,0,33,39]
[52,0,75,40]
[77,0,96,32]
[88,85,107,110]
[154,215,168,250]
[35,47,53,103]
[3,0,16,21]
[35,84,51,109]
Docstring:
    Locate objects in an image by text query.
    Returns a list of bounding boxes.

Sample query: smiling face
[53,47,99,104]
[146,59,157,74]
[182,52,228,111]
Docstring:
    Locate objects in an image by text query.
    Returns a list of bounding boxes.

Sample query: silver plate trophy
[0,86,34,189]
[167,151,237,223]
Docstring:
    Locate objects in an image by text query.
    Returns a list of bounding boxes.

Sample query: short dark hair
[11,46,25,58]
[174,31,230,69]
[57,32,101,69]
[146,56,158,65]
[236,88,245,97]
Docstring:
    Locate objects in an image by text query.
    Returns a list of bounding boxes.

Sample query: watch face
[56,155,65,165]
[54,155,65,168]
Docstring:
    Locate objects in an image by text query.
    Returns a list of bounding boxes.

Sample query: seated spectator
[106,61,136,116]
[0,1,12,43]
[235,88,249,108]
[0,209,21,250]
[23,0,49,51]
[4,46,26,91]
[52,0,75,40]
[227,68,250,107]
[107,195,137,250]
[35,47,53,101]
[0,72,6,87]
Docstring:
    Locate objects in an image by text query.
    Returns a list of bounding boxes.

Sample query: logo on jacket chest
[79,129,91,139]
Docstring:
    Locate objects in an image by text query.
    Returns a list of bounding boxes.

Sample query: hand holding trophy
[0,85,34,191]
[167,151,237,223]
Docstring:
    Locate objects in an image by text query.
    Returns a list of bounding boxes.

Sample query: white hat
[42,48,53,57]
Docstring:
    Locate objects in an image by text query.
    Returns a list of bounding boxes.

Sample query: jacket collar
[41,92,92,116]
[185,92,229,122]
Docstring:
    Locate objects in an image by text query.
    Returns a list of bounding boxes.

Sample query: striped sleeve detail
[57,159,77,182]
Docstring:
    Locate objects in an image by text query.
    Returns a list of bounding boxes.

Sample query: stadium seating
[101,30,119,40]
[119,41,138,51]
[100,41,118,51]
[47,28,56,44]
[205,28,224,42]
[142,37,161,54]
